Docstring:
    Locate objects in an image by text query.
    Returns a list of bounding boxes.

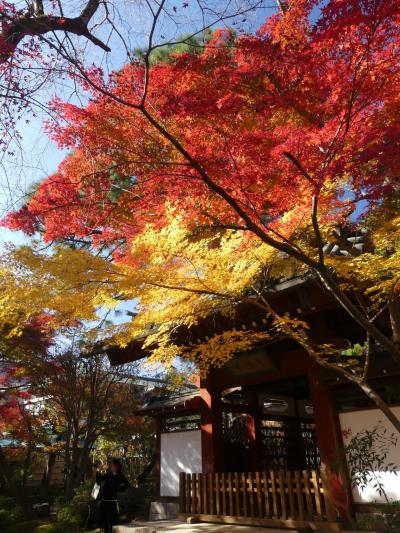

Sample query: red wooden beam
[200,373,224,473]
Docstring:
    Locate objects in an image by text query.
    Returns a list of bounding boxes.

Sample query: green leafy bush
[56,484,91,532]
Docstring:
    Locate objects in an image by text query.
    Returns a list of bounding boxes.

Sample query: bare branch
[283,151,324,265]
[80,0,102,24]
[0,1,110,62]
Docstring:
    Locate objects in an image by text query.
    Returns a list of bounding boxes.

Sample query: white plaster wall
[160,430,202,497]
[339,407,400,503]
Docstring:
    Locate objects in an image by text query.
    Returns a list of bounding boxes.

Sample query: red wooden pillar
[309,370,353,520]
[308,371,342,466]
[200,373,224,473]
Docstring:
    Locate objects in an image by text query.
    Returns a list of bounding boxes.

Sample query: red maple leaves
[3,1,400,254]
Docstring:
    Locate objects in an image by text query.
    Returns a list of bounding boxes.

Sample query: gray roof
[139,388,200,412]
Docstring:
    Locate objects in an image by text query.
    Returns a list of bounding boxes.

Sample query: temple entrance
[222,376,320,472]
[183,374,334,529]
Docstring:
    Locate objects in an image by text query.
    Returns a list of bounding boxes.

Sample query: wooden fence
[179,469,339,530]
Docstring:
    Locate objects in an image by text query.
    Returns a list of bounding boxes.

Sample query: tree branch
[283,151,318,188]
[0,1,109,62]
[80,0,101,24]
[283,151,324,264]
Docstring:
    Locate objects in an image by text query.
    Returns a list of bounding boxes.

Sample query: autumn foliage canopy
[0,1,399,435]
[4,0,399,253]
[0,1,399,382]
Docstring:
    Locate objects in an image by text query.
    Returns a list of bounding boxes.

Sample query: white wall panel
[339,407,400,503]
[160,430,202,497]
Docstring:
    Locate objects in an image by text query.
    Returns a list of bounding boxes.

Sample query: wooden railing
[179,469,338,529]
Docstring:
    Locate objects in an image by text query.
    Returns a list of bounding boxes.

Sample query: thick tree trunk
[64,437,95,498]
[64,441,79,500]
[75,443,93,486]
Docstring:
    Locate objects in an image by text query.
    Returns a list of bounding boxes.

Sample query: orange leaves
[259,0,315,48]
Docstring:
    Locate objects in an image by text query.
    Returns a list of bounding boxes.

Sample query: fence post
[179,472,186,513]
[311,470,322,517]
[191,473,197,514]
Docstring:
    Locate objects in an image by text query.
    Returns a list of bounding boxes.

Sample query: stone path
[112,521,380,533]
[112,520,297,532]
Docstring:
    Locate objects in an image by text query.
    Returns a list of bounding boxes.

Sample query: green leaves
[341,425,398,502]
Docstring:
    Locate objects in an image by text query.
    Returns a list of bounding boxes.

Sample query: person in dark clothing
[96,458,130,533]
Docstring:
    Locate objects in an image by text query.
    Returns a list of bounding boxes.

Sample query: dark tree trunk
[42,451,56,486]
[22,443,32,487]
[75,444,93,486]
[64,441,79,500]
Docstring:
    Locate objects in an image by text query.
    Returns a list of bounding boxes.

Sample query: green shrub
[56,506,82,532]
[56,484,91,532]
